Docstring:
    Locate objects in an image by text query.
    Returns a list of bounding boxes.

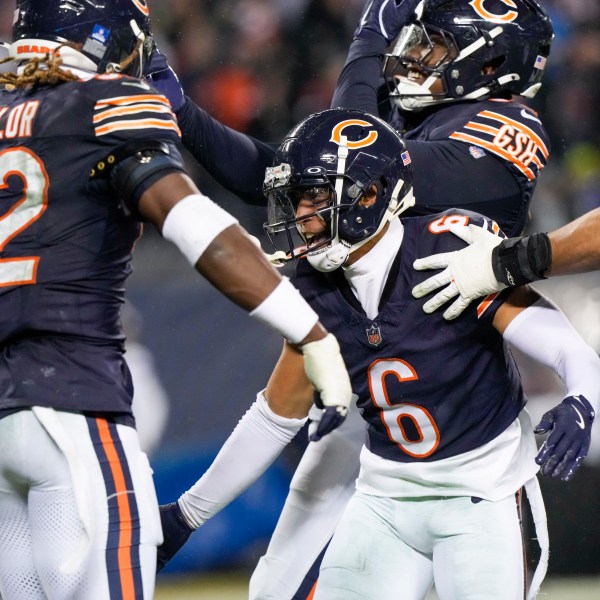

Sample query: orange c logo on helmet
[330,119,378,149]
[469,0,518,23]
[131,0,150,16]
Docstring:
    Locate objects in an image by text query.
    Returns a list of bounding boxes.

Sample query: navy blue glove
[355,0,421,44]
[534,395,595,481]
[156,502,195,573]
[308,405,348,442]
[145,48,185,112]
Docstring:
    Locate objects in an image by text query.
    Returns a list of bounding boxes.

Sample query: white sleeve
[502,296,600,412]
[178,391,307,529]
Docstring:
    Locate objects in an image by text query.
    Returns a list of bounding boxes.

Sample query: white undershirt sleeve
[178,391,307,529]
[502,296,600,412]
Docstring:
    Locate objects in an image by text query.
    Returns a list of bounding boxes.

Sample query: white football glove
[301,333,353,441]
[411,223,507,320]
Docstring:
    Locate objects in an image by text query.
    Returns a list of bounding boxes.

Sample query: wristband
[249,278,319,344]
[492,232,552,286]
[162,193,238,266]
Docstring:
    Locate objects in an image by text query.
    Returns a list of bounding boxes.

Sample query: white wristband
[162,193,238,266]
[250,278,319,344]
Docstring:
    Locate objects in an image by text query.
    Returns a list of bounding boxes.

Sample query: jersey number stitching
[0,148,48,286]
[368,358,440,458]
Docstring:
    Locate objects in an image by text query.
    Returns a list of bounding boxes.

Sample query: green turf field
[155,572,600,599]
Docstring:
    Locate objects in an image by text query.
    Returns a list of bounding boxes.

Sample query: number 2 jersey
[0,71,183,416]
[292,210,539,500]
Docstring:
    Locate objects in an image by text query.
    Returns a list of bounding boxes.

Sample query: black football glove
[156,502,195,573]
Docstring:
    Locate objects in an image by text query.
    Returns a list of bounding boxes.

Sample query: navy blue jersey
[0,73,182,414]
[292,210,525,463]
[401,99,549,235]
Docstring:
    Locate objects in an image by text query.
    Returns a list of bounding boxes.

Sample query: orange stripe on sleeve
[450,132,536,180]
[476,291,501,318]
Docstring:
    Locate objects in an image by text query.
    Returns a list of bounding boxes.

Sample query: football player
[0,1,352,598]
[256,1,555,596]
[146,0,553,238]
[158,108,600,600]
[149,0,556,596]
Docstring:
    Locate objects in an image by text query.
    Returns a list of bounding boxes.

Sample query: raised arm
[331,0,420,113]
[146,50,276,206]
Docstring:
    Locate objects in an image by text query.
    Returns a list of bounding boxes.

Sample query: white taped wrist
[178,391,307,529]
[162,193,238,266]
[250,277,319,344]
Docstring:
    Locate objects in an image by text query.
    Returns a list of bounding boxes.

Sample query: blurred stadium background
[2,0,600,597]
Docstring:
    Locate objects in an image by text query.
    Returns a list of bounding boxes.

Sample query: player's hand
[300,333,354,442]
[156,502,195,573]
[534,395,595,481]
[412,223,507,320]
[145,47,185,112]
[355,0,421,44]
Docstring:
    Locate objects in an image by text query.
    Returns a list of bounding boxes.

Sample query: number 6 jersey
[292,210,539,500]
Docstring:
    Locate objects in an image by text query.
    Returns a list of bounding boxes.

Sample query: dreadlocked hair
[0,50,78,90]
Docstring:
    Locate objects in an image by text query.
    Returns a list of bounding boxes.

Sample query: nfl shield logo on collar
[366,324,382,347]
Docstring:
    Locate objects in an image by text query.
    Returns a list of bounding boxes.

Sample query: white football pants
[0,408,162,599]
[314,490,525,600]
[250,407,366,599]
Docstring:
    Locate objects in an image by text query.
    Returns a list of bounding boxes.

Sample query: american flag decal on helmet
[534,55,547,70]
[401,151,412,166]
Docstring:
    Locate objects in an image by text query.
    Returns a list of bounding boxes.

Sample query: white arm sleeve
[178,391,307,529]
[502,296,600,412]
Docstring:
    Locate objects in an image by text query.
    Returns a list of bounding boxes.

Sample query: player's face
[392,31,457,95]
[293,187,332,248]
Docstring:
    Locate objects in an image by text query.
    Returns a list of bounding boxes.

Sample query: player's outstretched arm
[331,0,420,112]
[546,206,600,276]
[412,207,600,320]
[494,288,600,481]
[139,172,353,425]
[412,223,552,319]
[156,337,348,572]
[145,47,274,206]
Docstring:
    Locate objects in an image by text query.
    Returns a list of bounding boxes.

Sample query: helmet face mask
[264,109,415,272]
[384,0,554,112]
[384,23,459,111]
[10,0,155,77]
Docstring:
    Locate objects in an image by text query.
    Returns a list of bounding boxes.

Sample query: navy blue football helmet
[384,0,554,111]
[10,0,154,77]
[264,108,415,272]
